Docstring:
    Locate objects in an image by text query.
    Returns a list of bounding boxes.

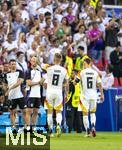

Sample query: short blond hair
[54,53,62,60]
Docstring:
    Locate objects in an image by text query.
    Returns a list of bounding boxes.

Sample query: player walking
[76,58,104,137]
[45,53,69,137]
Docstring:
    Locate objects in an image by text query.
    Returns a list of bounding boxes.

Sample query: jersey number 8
[52,74,59,86]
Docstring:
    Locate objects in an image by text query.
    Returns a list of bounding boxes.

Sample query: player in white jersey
[6,59,27,133]
[77,58,104,137]
[45,53,69,137]
[26,56,44,132]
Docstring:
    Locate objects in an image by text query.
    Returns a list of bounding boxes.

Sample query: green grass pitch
[0,132,122,150]
[50,132,122,150]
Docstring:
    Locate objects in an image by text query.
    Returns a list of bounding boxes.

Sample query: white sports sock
[90,113,96,127]
[47,114,53,129]
[83,115,89,131]
[56,113,62,126]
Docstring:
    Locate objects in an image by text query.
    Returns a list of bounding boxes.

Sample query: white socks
[47,113,62,129]
[47,114,53,129]
[56,113,62,126]
[90,113,96,127]
[83,115,89,131]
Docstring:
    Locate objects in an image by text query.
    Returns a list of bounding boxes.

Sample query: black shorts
[27,98,41,108]
[9,98,26,110]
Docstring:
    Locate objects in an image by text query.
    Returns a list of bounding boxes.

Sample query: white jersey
[80,67,101,100]
[46,65,68,92]
[7,70,24,100]
[27,68,42,98]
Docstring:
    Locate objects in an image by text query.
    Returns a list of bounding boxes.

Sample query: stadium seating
[113,77,120,87]
[119,78,122,86]
[93,52,109,71]
[93,59,104,70]
[113,77,122,87]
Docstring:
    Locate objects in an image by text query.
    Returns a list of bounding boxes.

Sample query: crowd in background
[0,0,121,76]
[0,0,122,132]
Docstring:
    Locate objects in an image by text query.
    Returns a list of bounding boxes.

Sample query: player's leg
[83,112,90,137]
[90,100,97,137]
[55,110,62,137]
[24,108,31,130]
[55,93,63,137]
[47,108,53,136]
[0,95,4,114]
[31,108,39,131]
[46,92,54,136]
[22,108,28,127]
[18,98,28,131]
[31,98,40,131]
[25,98,34,131]
[81,100,90,137]
[26,108,33,132]
[56,110,62,127]
[10,109,16,127]
[9,99,17,133]
[19,108,27,132]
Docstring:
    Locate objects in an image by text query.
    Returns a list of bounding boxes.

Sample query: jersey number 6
[87,77,93,89]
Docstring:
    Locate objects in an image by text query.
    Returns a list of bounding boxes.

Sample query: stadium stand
[113,77,120,87]
[0,0,122,133]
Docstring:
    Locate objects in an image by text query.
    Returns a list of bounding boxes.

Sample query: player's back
[80,67,101,100]
[47,65,67,91]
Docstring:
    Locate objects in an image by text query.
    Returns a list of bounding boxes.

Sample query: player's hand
[26,80,31,86]
[43,83,47,89]
[39,78,45,85]
[64,96,68,103]
[64,92,72,103]
[100,94,104,103]
[5,91,8,96]
[5,89,10,96]
[64,93,69,103]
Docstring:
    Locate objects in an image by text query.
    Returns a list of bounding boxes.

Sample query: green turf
[50,132,122,150]
[0,132,122,150]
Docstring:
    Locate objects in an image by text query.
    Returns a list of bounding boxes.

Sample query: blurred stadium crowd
[0,0,122,133]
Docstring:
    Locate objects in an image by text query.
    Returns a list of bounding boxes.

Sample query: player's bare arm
[97,82,104,102]
[9,78,24,90]
[63,78,69,102]
[39,78,45,86]
[26,79,40,87]
[5,78,24,96]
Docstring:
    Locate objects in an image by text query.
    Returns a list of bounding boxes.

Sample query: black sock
[87,128,90,134]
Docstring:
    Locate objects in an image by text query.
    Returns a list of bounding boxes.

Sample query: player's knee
[33,109,39,116]
[48,109,53,114]
[83,111,88,116]
[90,111,96,113]
[27,108,32,114]
[22,109,26,115]
[56,110,61,114]
[10,110,16,116]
